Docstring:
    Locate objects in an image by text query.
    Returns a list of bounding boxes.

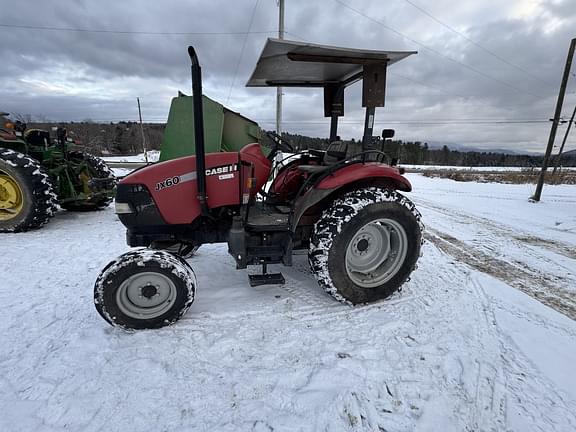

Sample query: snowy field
[1,174,575,431]
[403,164,576,172]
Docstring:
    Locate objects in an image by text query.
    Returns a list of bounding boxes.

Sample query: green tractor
[0,114,116,232]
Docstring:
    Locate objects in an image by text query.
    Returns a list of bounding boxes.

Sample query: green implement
[160,94,262,161]
[0,115,115,232]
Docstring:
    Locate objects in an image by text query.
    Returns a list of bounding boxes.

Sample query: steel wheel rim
[0,172,23,221]
[345,218,408,288]
[116,271,177,319]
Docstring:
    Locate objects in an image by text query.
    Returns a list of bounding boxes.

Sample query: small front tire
[94,249,197,330]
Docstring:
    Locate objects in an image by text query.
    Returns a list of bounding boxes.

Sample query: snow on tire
[309,187,424,305]
[60,151,116,211]
[87,153,114,178]
[0,148,57,232]
[94,249,197,330]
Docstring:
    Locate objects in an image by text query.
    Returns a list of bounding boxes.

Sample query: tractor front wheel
[94,249,197,330]
[309,187,423,304]
[0,148,57,232]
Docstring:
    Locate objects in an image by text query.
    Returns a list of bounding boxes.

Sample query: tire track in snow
[183,251,431,328]
[415,197,576,260]
[175,245,508,431]
[178,291,425,329]
[426,229,576,320]
[469,276,576,431]
[3,226,511,431]
[182,245,507,431]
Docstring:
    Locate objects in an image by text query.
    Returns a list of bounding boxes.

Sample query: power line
[256,119,550,125]
[32,116,551,125]
[332,0,547,100]
[0,22,275,36]
[284,30,550,111]
[284,30,308,41]
[226,0,261,104]
[285,30,472,99]
[389,71,470,99]
[399,0,554,87]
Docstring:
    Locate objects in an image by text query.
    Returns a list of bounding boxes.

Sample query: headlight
[114,202,133,214]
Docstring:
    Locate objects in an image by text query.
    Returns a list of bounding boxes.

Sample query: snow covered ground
[101,150,160,163]
[1,174,575,432]
[102,152,159,178]
[403,164,576,172]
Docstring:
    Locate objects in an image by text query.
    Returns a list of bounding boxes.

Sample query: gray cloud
[1,0,575,152]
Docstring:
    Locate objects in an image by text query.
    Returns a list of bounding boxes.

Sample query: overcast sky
[1,0,575,152]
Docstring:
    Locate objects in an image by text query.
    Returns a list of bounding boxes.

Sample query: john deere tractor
[0,114,115,232]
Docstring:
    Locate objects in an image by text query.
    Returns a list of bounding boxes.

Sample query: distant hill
[426,141,540,155]
[281,131,576,167]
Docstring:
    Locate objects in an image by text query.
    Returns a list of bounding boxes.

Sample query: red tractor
[94,39,423,330]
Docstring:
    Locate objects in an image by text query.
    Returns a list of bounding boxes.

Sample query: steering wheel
[264,131,295,154]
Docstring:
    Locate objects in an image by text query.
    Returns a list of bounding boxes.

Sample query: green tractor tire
[59,152,115,211]
[0,148,58,232]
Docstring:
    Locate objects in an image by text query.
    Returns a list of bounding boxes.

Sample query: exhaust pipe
[188,46,208,214]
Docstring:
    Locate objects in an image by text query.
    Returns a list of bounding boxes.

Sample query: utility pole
[276,0,284,136]
[552,104,576,175]
[137,97,148,163]
[531,38,575,202]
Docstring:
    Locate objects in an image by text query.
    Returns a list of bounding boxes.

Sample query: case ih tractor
[0,117,115,232]
[94,39,424,330]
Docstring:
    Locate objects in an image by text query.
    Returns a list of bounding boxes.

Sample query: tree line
[3,114,575,167]
[281,131,576,167]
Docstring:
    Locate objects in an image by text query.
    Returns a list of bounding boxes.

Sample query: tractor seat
[297,140,348,175]
[323,140,348,164]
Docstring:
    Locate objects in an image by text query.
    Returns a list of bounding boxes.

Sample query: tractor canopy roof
[246,39,416,88]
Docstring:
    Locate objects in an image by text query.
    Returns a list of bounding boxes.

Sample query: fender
[316,163,411,192]
[291,162,412,230]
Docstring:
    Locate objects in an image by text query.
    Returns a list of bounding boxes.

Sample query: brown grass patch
[418,169,576,184]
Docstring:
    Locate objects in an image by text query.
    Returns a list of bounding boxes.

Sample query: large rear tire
[94,249,197,330]
[0,148,57,232]
[309,187,423,304]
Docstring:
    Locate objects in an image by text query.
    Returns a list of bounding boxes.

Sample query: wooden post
[531,38,575,201]
[137,97,148,163]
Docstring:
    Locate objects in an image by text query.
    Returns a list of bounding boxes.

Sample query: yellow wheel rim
[0,172,24,221]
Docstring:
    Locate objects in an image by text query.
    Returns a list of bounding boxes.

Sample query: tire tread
[309,187,424,304]
[0,148,57,232]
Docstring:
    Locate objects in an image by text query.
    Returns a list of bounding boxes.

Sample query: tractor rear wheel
[309,187,423,304]
[60,152,115,211]
[94,249,197,330]
[0,148,57,232]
